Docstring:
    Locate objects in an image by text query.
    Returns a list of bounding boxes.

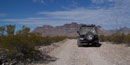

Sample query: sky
[0,0,130,31]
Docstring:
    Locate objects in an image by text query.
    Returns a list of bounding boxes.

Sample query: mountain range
[33,22,130,37]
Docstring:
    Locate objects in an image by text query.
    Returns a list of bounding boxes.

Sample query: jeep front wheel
[77,38,82,47]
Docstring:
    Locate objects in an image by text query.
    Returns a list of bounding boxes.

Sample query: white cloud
[37,0,130,29]
[0,17,68,26]
[91,0,115,4]
[38,8,128,29]
[0,13,7,17]
[1,0,130,29]
[92,0,105,4]
[61,0,79,10]
[32,0,45,4]
[71,1,78,8]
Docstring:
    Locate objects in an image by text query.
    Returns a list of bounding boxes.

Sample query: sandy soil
[36,39,130,65]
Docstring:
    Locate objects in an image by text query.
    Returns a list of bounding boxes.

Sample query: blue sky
[0,0,130,31]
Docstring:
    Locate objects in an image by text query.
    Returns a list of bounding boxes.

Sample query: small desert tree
[0,26,5,37]
[6,25,16,36]
[16,25,30,35]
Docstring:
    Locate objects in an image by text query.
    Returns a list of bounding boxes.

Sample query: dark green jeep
[77,25,100,47]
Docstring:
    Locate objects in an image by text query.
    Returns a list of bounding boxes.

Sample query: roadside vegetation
[0,25,66,65]
[99,33,130,45]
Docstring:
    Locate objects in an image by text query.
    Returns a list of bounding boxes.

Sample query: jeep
[77,24,100,47]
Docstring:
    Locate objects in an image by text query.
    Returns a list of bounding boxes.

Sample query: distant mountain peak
[33,22,130,36]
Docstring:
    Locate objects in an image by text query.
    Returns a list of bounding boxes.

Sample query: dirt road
[38,39,130,65]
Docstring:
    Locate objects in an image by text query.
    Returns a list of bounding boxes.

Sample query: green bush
[0,25,66,64]
[99,33,130,44]
[124,34,130,44]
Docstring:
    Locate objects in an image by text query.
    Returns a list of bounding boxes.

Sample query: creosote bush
[0,25,66,65]
[99,33,130,44]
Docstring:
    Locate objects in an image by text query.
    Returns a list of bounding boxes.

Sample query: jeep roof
[81,24,96,27]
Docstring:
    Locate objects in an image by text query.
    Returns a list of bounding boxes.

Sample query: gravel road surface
[37,39,130,65]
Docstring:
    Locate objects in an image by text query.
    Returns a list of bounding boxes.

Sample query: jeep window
[79,27,97,35]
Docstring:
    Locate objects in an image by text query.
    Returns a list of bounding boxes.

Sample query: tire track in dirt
[37,39,130,65]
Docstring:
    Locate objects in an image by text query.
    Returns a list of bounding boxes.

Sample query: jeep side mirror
[77,31,80,35]
[77,31,79,33]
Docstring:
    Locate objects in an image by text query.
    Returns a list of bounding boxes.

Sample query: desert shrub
[0,26,5,37]
[99,33,130,44]
[99,35,105,42]
[6,25,16,36]
[51,36,66,42]
[0,25,66,65]
[0,33,45,64]
[124,34,130,44]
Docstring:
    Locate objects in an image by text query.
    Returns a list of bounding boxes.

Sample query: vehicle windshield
[79,27,97,35]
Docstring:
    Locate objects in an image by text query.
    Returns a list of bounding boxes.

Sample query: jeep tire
[95,43,100,47]
[77,38,82,47]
